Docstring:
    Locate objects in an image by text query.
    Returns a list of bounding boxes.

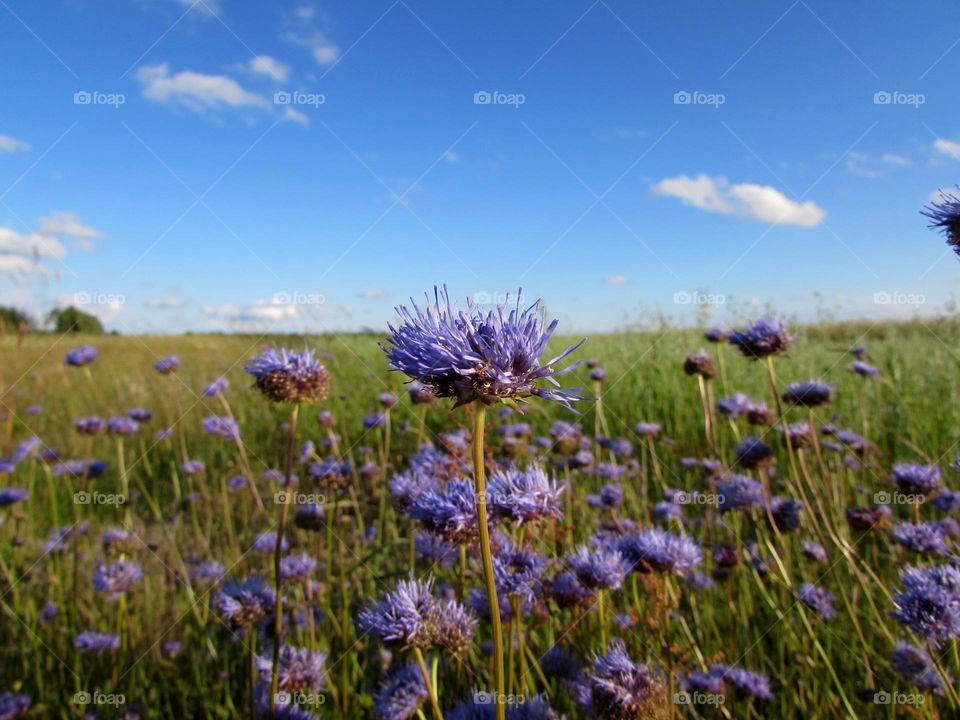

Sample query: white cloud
[652,174,826,227]
[359,289,386,299]
[0,134,29,153]
[174,0,220,17]
[283,6,339,66]
[444,151,460,164]
[0,254,46,275]
[247,55,291,83]
[312,44,339,65]
[0,227,66,259]
[846,152,913,178]
[934,139,960,159]
[604,275,628,285]
[281,107,309,125]
[39,211,103,239]
[145,297,183,309]
[136,64,270,112]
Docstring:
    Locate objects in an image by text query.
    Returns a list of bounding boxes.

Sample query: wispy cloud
[934,138,960,160]
[136,63,271,113]
[652,173,826,227]
[604,275,628,285]
[0,134,30,153]
[145,297,183,309]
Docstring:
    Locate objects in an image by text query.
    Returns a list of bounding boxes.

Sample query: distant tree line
[0,305,105,335]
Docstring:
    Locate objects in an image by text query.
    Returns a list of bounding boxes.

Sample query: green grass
[1,318,959,718]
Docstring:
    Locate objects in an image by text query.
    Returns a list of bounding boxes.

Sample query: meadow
[1,314,960,719]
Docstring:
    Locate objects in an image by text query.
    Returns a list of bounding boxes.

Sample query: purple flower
[65,346,97,366]
[93,560,143,599]
[733,437,773,470]
[153,355,181,374]
[357,575,474,656]
[782,380,833,407]
[892,463,941,496]
[716,475,764,513]
[414,532,458,568]
[566,544,627,591]
[729,319,795,360]
[633,422,661,438]
[851,360,879,378]
[107,416,139,436]
[923,186,960,254]
[0,489,27,507]
[688,665,774,701]
[933,490,960,513]
[493,541,545,602]
[294,503,325,532]
[280,553,318,584]
[891,522,950,555]
[374,663,427,720]
[798,582,836,620]
[214,575,276,629]
[191,561,227,584]
[74,416,107,435]
[586,639,667,718]
[408,382,437,406]
[891,641,949,694]
[256,645,327,692]
[704,327,730,343]
[245,347,330,403]
[487,465,564,525]
[181,459,205,475]
[203,377,229,397]
[52,459,106,479]
[254,531,288,554]
[683,350,717,379]
[770,496,803,532]
[892,563,960,647]
[617,529,702,577]
[363,411,388,429]
[0,691,29,719]
[74,631,120,655]
[407,478,478,545]
[382,286,586,409]
[127,408,152,422]
[801,541,827,563]
[202,415,241,441]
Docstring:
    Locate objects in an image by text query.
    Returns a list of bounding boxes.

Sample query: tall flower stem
[471,404,505,720]
[413,647,444,720]
[269,403,299,720]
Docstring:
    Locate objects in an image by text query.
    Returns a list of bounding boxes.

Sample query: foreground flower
[245,347,330,404]
[891,522,950,555]
[584,640,668,719]
[923,186,960,254]
[381,286,585,409]
[255,646,327,692]
[728,319,794,359]
[407,479,478,545]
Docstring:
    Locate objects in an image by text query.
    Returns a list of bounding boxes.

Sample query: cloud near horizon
[652,174,826,227]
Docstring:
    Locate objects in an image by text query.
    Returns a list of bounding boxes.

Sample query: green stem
[269,403,299,720]
[471,405,505,720]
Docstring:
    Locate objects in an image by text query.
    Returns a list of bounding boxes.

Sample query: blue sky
[1,0,959,334]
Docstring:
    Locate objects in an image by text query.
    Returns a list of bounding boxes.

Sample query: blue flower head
[382,286,586,409]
